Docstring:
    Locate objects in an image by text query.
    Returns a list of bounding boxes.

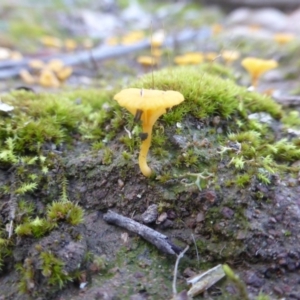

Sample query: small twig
[0,27,210,79]
[103,210,182,255]
[172,245,189,296]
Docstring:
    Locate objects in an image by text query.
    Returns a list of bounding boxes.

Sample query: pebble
[244,270,264,288]
[156,212,167,224]
[196,212,205,223]
[221,206,234,219]
[141,204,158,224]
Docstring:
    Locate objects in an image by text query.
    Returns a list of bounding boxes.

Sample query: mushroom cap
[241,57,278,75]
[114,88,184,113]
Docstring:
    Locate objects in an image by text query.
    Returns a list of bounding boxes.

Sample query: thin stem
[139,122,153,177]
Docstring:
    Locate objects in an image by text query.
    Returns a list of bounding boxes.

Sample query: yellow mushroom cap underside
[113,88,184,112]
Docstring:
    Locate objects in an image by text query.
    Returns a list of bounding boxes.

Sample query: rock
[221,207,234,219]
[244,270,264,288]
[226,8,288,31]
[141,204,158,224]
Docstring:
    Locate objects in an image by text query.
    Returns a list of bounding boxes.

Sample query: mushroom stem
[139,123,153,177]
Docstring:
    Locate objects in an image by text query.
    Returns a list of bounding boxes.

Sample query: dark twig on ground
[0,27,210,79]
[103,210,182,255]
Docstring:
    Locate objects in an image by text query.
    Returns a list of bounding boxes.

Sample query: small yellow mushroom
[205,52,219,62]
[211,23,223,35]
[19,69,36,85]
[114,88,184,177]
[221,50,240,65]
[174,52,204,65]
[121,30,145,45]
[64,39,77,51]
[10,51,23,61]
[241,57,278,87]
[41,36,62,48]
[39,69,60,88]
[137,56,158,68]
[56,66,73,81]
[28,59,45,70]
[46,59,64,73]
[273,33,294,45]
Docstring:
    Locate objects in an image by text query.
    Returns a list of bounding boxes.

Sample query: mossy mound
[0,66,300,298]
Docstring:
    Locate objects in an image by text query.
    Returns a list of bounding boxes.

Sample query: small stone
[183,267,197,278]
[244,270,264,288]
[156,212,167,224]
[167,210,176,220]
[159,219,173,229]
[221,207,234,219]
[141,204,158,224]
[118,179,124,188]
[196,212,205,223]
[203,190,216,203]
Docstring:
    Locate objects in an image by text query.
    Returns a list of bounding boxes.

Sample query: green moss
[133,66,282,121]
[40,251,72,289]
[15,217,55,238]
[47,201,84,226]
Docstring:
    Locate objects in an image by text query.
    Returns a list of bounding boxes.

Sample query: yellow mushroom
[205,52,219,62]
[39,69,60,88]
[40,36,62,48]
[46,59,64,73]
[114,88,184,177]
[273,33,294,45]
[241,57,278,87]
[19,69,36,85]
[137,56,158,70]
[64,39,77,51]
[221,50,240,65]
[56,66,73,81]
[174,52,203,65]
[28,59,45,70]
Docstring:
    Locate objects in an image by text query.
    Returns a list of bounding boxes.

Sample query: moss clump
[47,201,84,226]
[40,251,73,289]
[134,66,282,123]
[15,217,55,238]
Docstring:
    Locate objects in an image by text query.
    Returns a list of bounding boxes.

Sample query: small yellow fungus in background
[122,30,145,45]
[137,55,158,67]
[205,52,219,62]
[248,24,261,32]
[273,33,295,45]
[29,59,45,70]
[19,69,36,85]
[10,51,23,61]
[41,36,62,48]
[83,39,94,49]
[211,23,223,35]
[47,59,64,73]
[114,88,184,177]
[56,66,73,82]
[174,52,204,65]
[241,57,278,88]
[152,48,163,58]
[39,69,60,88]
[64,39,77,51]
[106,36,119,46]
[221,50,240,65]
